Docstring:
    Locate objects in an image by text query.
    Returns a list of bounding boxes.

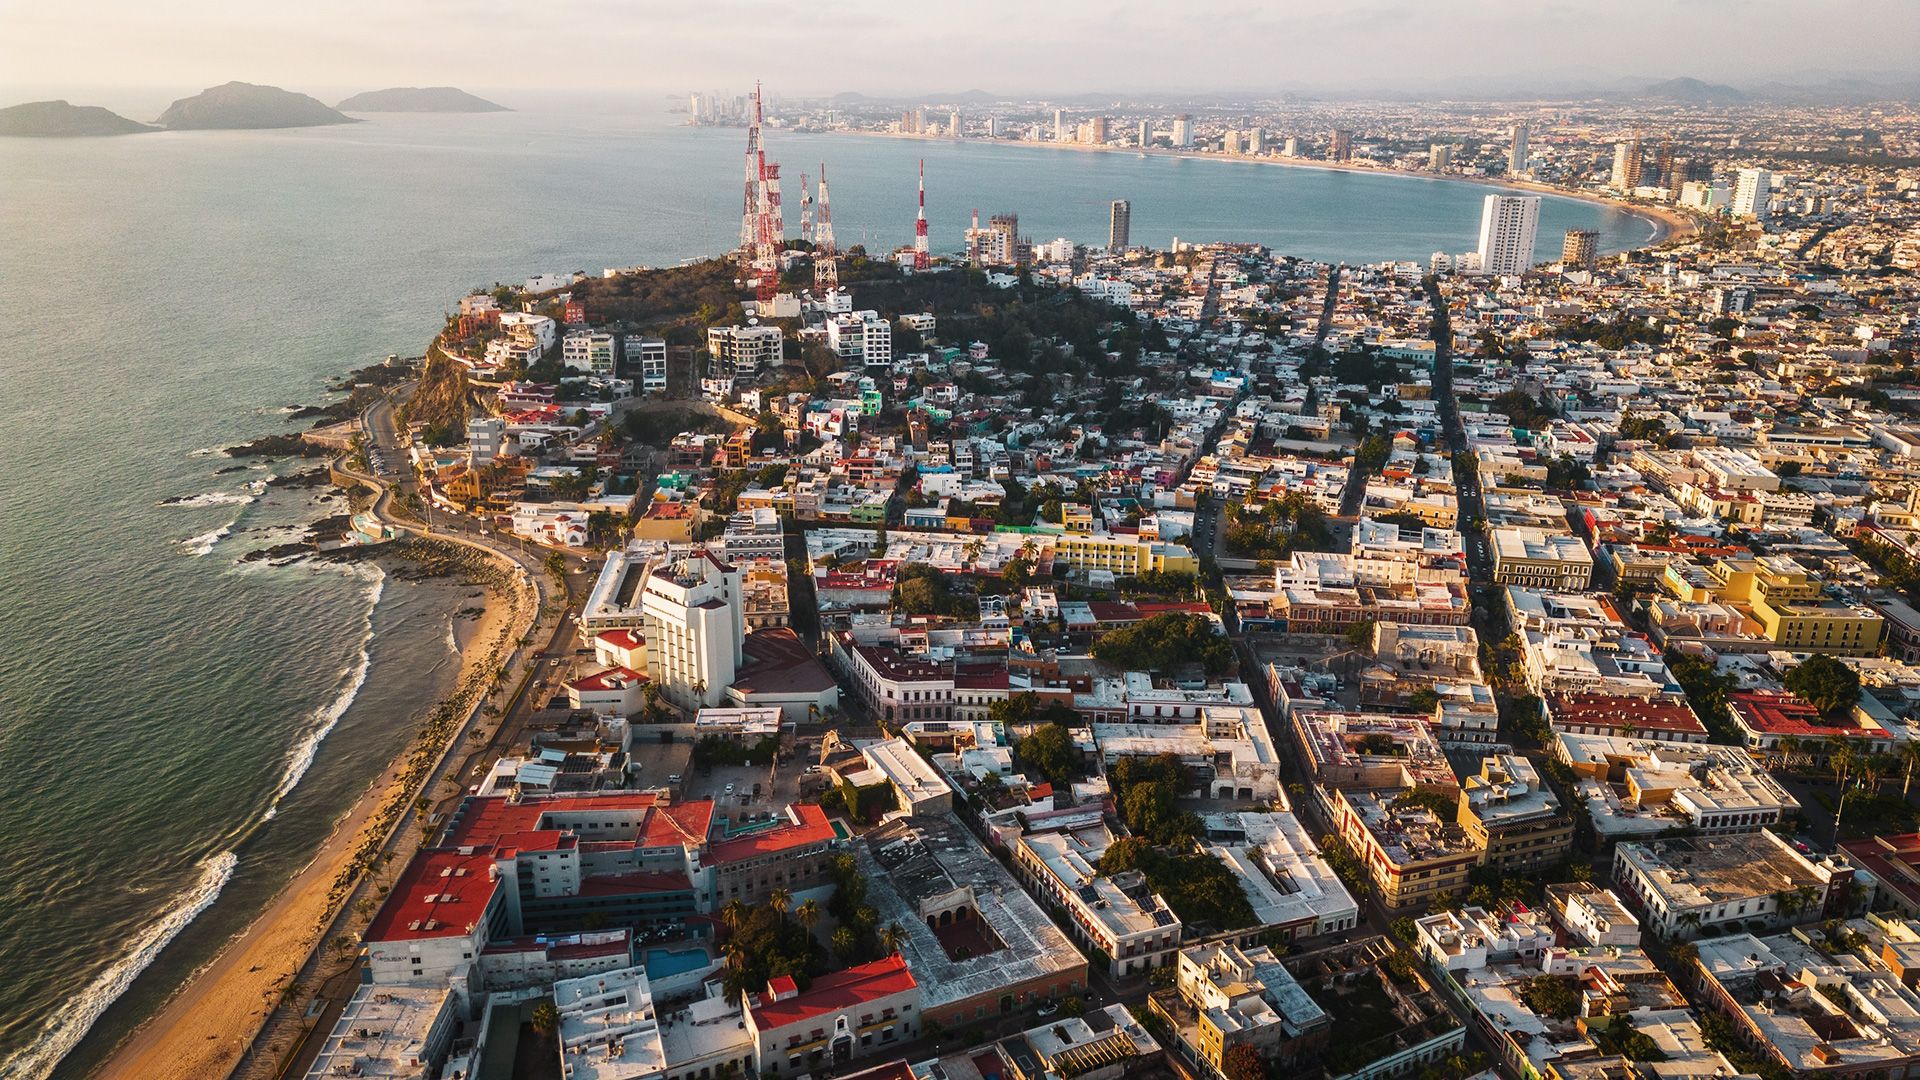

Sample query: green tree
[1785,654,1861,716]
[531,1000,560,1040]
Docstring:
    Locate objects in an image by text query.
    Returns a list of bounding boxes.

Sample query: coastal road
[233,387,579,1080]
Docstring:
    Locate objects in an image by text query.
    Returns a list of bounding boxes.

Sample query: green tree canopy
[1785,654,1862,717]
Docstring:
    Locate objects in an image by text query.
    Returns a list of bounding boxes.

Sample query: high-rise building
[1109,200,1131,251]
[949,111,961,137]
[1222,130,1243,154]
[1137,119,1152,147]
[1248,127,1265,153]
[639,549,745,711]
[1509,122,1529,174]
[1733,168,1772,221]
[1087,115,1108,145]
[978,213,1022,266]
[1610,140,1643,191]
[984,116,997,137]
[708,323,783,381]
[1283,136,1300,157]
[1476,194,1541,276]
[1664,156,1691,197]
[1428,143,1453,171]
[1054,109,1066,142]
[1330,128,1354,162]
[1561,229,1599,270]
[1172,114,1192,148]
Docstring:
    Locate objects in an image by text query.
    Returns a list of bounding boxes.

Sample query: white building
[1612,831,1850,940]
[860,736,954,814]
[565,330,618,376]
[554,965,668,1080]
[639,550,745,711]
[827,311,894,370]
[708,324,783,382]
[626,335,668,393]
[1732,168,1772,222]
[1015,825,1183,978]
[303,984,460,1080]
[1476,194,1541,277]
[1489,527,1593,590]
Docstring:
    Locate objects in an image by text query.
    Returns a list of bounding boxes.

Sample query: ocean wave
[0,850,239,1080]
[187,447,220,458]
[160,490,255,509]
[243,475,275,496]
[263,566,384,820]
[177,525,233,557]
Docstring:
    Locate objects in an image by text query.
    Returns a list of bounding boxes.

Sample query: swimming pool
[645,946,712,980]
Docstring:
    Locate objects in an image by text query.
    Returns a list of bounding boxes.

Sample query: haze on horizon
[4,0,1918,107]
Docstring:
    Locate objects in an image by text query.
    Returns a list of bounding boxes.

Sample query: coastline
[89,464,541,1080]
[813,128,1697,252]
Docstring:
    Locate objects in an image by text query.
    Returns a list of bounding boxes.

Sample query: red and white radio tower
[912,159,930,271]
[814,162,838,291]
[797,172,813,246]
[738,83,763,256]
[738,83,785,303]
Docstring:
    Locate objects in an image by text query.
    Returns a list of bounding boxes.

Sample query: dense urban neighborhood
[282,89,1920,1080]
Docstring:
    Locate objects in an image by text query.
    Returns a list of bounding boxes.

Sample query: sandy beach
[839,128,1698,251]
[92,562,524,1080]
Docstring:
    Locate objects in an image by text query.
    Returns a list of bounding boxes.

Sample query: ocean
[0,100,1644,1079]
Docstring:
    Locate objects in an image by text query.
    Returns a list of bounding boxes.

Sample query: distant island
[154,81,355,130]
[336,86,508,113]
[0,99,153,137]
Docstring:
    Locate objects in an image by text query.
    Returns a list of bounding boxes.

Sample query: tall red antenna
[814,162,838,291]
[913,159,930,271]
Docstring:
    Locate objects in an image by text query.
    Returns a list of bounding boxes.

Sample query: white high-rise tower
[1732,168,1772,221]
[1476,194,1541,277]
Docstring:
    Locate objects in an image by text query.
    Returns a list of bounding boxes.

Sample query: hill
[1639,76,1747,105]
[336,87,509,113]
[155,82,355,130]
[0,99,152,136]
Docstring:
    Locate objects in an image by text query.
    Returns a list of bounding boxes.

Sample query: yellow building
[1050,534,1196,577]
[1455,755,1574,872]
[1704,556,1883,655]
[631,498,699,543]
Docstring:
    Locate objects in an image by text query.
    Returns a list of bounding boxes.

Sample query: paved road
[262,388,582,1080]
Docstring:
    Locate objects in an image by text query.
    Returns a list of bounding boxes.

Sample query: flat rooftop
[860,815,1087,1011]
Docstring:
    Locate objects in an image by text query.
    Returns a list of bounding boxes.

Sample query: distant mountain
[155,82,354,130]
[336,86,508,113]
[0,99,152,136]
[1638,76,1747,105]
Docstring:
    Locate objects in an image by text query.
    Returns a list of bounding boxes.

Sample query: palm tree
[1779,735,1802,772]
[531,1000,561,1041]
[879,923,905,954]
[769,888,792,915]
[1831,742,1862,836]
[1903,740,1920,799]
[721,899,748,932]
[795,899,821,933]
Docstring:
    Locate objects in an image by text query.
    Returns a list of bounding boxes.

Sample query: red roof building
[745,955,921,1077]
[1727,690,1894,753]
[1838,834,1920,915]
[1546,692,1710,743]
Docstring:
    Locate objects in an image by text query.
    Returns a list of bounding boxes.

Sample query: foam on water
[262,566,384,820]
[0,851,240,1080]
[176,524,233,557]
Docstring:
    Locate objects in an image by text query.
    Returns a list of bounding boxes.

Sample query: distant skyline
[4,0,1919,109]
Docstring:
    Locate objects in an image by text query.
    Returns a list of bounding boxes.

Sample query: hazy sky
[4,0,1917,105]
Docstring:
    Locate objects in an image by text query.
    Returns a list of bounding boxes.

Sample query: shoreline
[808,127,1697,253]
[90,501,536,1078]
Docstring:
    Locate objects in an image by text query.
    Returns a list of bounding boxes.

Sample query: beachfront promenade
[95,386,569,1080]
